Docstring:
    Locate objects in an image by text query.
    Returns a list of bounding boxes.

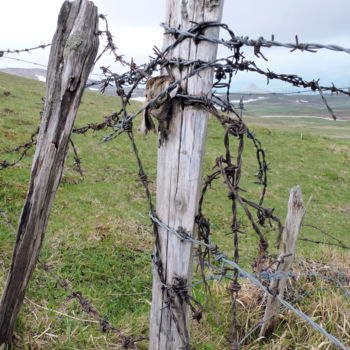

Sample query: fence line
[0,43,51,57]
[1,12,349,349]
[161,22,350,55]
[149,213,349,350]
[2,204,347,349]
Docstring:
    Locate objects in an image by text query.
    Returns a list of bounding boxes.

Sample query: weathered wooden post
[0,0,99,345]
[149,1,224,349]
[259,186,304,336]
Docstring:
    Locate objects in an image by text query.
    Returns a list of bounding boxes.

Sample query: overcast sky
[1,0,349,92]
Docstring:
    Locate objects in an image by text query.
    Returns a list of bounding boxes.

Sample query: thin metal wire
[162,22,350,55]
[149,212,349,350]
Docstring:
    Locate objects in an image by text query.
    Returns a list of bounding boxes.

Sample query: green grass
[0,72,349,349]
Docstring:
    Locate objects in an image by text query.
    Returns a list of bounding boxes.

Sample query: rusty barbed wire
[0,127,39,171]
[1,17,350,349]
[148,213,349,350]
[120,82,284,347]
[98,20,347,349]
[0,127,83,176]
[161,22,350,55]
[0,207,145,349]
[39,261,147,349]
[301,224,350,250]
[0,43,51,58]
[2,21,348,166]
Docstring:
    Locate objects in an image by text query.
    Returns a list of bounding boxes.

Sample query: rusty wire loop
[97,20,347,349]
[122,84,284,348]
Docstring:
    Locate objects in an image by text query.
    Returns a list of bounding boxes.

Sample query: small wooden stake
[260,186,304,337]
[0,0,99,344]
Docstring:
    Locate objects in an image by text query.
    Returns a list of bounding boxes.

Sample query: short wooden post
[0,0,99,344]
[149,1,224,349]
[260,186,304,337]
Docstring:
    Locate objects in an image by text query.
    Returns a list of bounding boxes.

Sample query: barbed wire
[0,127,39,171]
[3,52,348,97]
[1,23,349,170]
[301,224,350,250]
[192,257,349,296]
[149,213,349,350]
[0,207,145,349]
[0,55,48,68]
[1,17,350,350]
[161,22,350,55]
[108,20,348,348]
[0,43,51,58]
[2,205,347,349]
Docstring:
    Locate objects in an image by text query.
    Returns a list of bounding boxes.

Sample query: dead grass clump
[190,253,349,349]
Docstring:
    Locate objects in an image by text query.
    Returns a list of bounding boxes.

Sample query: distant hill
[0,67,46,82]
[242,83,270,94]
[0,68,144,99]
[1,68,349,120]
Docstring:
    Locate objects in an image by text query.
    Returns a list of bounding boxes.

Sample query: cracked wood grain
[0,0,99,344]
[149,1,224,349]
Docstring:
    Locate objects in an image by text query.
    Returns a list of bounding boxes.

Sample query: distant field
[232,92,350,118]
[0,72,349,349]
[229,93,350,139]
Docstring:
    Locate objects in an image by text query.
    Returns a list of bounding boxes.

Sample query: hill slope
[0,72,349,349]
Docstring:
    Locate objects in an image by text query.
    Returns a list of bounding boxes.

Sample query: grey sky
[1,0,349,92]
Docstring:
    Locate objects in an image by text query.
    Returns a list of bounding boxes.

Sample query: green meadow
[0,72,349,349]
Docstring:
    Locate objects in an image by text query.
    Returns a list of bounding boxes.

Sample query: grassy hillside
[0,72,349,349]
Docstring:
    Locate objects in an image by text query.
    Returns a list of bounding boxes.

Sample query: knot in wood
[207,0,221,10]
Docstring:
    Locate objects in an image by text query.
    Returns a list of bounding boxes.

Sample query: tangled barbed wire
[95,19,349,349]
[161,22,350,55]
[1,16,349,349]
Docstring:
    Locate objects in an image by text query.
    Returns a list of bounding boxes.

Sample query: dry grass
[190,247,350,349]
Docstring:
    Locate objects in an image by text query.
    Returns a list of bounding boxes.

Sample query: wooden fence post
[259,186,304,337]
[0,0,99,344]
[149,1,224,349]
